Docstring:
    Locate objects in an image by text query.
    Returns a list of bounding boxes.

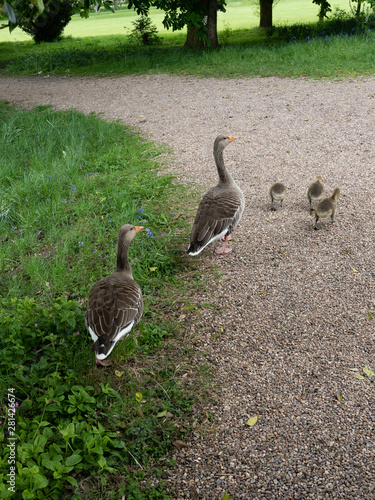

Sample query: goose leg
[96,358,112,366]
[215,235,232,254]
[220,234,232,241]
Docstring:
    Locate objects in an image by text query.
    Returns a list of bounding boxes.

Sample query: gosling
[313,188,340,230]
[269,182,286,210]
[307,176,324,210]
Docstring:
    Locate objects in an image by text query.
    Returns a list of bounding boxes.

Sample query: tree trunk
[114,0,119,10]
[207,0,219,48]
[356,0,362,17]
[184,0,219,49]
[259,0,273,28]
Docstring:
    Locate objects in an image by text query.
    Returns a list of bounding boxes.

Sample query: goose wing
[188,187,244,254]
[85,276,143,359]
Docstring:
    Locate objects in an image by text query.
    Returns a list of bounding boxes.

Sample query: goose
[85,224,144,366]
[312,188,340,230]
[187,135,245,255]
[307,176,324,210]
[269,182,286,210]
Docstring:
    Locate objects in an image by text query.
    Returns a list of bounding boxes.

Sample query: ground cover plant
[0,103,201,498]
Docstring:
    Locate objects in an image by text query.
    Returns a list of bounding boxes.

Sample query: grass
[1,3,374,79]
[0,103,211,499]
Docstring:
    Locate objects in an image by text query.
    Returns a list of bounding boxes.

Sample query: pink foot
[96,358,112,366]
[220,234,232,241]
[215,246,232,254]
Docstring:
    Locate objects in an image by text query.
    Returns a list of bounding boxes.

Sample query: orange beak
[134,226,144,233]
[229,136,237,142]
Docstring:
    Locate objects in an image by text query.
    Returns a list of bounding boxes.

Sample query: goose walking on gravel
[312,188,340,230]
[269,182,286,210]
[187,135,245,256]
[85,224,144,366]
[307,176,324,210]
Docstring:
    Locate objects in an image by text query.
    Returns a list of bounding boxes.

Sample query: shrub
[127,15,162,46]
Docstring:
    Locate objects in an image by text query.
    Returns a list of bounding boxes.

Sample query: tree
[312,0,332,21]
[20,0,73,43]
[128,0,226,48]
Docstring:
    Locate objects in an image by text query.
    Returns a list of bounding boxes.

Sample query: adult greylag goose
[307,176,324,210]
[269,182,286,210]
[187,135,245,255]
[312,188,340,230]
[85,224,144,366]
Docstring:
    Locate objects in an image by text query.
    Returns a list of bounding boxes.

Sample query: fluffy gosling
[307,176,324,210]
[269,182,286,211]
[313,188,340,230]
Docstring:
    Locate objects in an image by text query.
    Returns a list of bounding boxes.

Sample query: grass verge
[0,103,210,499]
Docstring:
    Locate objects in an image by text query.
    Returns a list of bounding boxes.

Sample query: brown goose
[307,176,324,210]
[187,135,245,255]
[313,188,340,230]
[269,182,286,210]
[85,224,144,366]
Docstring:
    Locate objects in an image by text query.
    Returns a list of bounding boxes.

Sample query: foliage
[127,14,162,45]
[19,0,73,43]
[0,296,191,498]
[0,0,114,35]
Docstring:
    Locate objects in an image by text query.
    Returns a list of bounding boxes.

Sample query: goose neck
[215,146,233,185]
[116,240,132,274]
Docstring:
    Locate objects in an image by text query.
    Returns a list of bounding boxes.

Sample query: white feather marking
[95,320,135,360]
[187,227,228,256]
[88,326,98,343]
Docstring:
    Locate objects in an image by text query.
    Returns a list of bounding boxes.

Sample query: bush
[19,0,72,43]
[265,8,363,42]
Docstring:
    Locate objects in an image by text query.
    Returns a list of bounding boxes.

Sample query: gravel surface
[1,75,375,499]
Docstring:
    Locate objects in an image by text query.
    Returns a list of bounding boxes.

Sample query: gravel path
[1,75,375,499]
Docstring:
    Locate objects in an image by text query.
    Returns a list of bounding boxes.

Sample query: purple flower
[137,209,145,214]
[146,228,154,238]
[78,241,84,247]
